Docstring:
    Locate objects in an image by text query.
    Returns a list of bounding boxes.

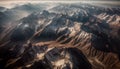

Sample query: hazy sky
[0,0,119,8]
[0,0,120,1]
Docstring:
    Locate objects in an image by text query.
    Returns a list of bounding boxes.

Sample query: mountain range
[0,2,120,69]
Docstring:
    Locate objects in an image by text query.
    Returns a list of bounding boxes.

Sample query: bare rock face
[1,44,92,69]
